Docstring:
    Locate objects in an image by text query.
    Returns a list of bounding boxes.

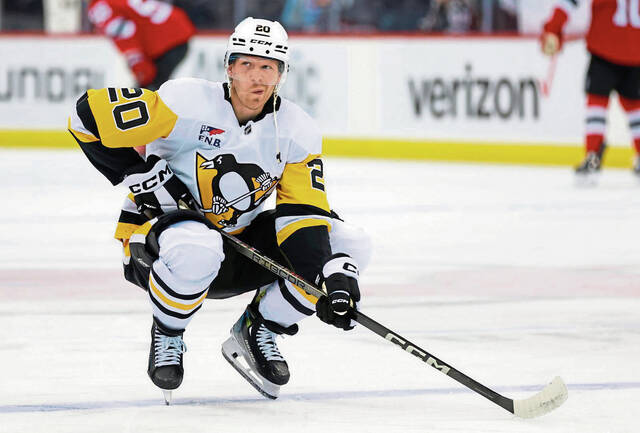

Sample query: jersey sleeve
[543,0,578,35]
[68,87,177,184]
[275,111,333,282]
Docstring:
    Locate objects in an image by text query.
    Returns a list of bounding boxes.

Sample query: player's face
[228,55,281,110]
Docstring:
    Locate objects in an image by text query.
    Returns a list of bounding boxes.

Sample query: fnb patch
[199,125,225,147]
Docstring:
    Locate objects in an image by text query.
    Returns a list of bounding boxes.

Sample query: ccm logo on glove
[316,253,361,330]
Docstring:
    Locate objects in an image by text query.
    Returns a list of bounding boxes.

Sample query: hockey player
[68,17,371,403]
[87,0,195,90]
[541,0,640,177]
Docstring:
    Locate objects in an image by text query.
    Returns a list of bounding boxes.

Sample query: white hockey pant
[148,219,371,331]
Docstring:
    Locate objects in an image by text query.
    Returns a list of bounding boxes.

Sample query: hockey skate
[221,303,298,399]
[633,155,640,178]
[147,319,186,405]
[575,143,606,176]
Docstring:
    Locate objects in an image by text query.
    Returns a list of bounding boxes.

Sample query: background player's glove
[125,50,157,88]
[541,32,561,56]
[315,253,361,330]
[123,155,198,219]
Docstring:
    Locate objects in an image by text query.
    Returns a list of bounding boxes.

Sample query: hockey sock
[619,96,640,154]
[585,93,609,153]
[258,280,315,328]
[148,259,209,331]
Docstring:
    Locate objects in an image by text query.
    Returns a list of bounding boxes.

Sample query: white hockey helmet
[224,17,290,91]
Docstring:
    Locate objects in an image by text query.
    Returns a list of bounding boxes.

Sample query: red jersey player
[88,0,195,90]
[542,0,640,177]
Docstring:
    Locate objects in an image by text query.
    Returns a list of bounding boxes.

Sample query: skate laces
[154,329,187,367]
[256,324,284,362]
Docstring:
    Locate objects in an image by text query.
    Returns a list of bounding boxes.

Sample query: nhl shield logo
[199,125,225,147]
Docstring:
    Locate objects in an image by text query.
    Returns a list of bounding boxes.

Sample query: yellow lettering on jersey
[87,88,177,148]
[277,154,330,212]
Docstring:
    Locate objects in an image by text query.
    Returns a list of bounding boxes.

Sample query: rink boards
[0,34,636,167]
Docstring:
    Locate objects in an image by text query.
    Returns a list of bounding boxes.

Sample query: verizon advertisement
[0,35,631,146]
[378,38,586,142]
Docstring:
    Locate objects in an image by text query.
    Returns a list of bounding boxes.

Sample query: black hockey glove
[123,155,198,219]
[315,253,360,331]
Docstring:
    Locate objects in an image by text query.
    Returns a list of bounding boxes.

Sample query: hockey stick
[540,54,558,97]
[216,228,568,418]
[201,181,278,213]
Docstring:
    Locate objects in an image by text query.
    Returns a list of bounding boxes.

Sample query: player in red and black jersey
[542,0,640,176]
[88,0,195,90]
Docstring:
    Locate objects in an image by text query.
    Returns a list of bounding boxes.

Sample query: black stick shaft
[218,229,515,414]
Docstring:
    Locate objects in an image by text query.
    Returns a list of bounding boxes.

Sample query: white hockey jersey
[68,78,333,255]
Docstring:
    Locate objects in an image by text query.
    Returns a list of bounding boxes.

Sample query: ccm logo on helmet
[250,39,273,46]
[128,165,173,194]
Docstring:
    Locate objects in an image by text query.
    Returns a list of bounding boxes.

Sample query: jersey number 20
[108,88,150,131]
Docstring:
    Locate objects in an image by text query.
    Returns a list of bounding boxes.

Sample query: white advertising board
[0,35,632,147]
[0,36,131,129]
[375,37,629,146]
[378,38,585,142]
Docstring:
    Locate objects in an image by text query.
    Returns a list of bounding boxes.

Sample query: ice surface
[1,149,638,433]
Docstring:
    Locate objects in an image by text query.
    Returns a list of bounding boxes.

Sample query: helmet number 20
[107,88,150,131]
[306,159,325,191]
[256,24,271,33]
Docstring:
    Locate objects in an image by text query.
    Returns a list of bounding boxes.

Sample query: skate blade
[162,390,172,405]
[221,337,280,400]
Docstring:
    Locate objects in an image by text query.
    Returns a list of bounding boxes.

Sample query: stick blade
[513,376,568,419]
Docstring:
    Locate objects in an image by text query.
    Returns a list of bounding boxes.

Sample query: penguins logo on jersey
[196,152,278,227]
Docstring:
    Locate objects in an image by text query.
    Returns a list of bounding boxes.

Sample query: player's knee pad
[129,209,220,274]
[157,221,224,283]
[329,219,372,272]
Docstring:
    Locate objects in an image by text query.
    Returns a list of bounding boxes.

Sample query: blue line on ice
[2,382,638,413]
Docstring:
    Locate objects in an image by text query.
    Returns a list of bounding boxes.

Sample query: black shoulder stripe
[275,203,332,219]
[76,92,100,139]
